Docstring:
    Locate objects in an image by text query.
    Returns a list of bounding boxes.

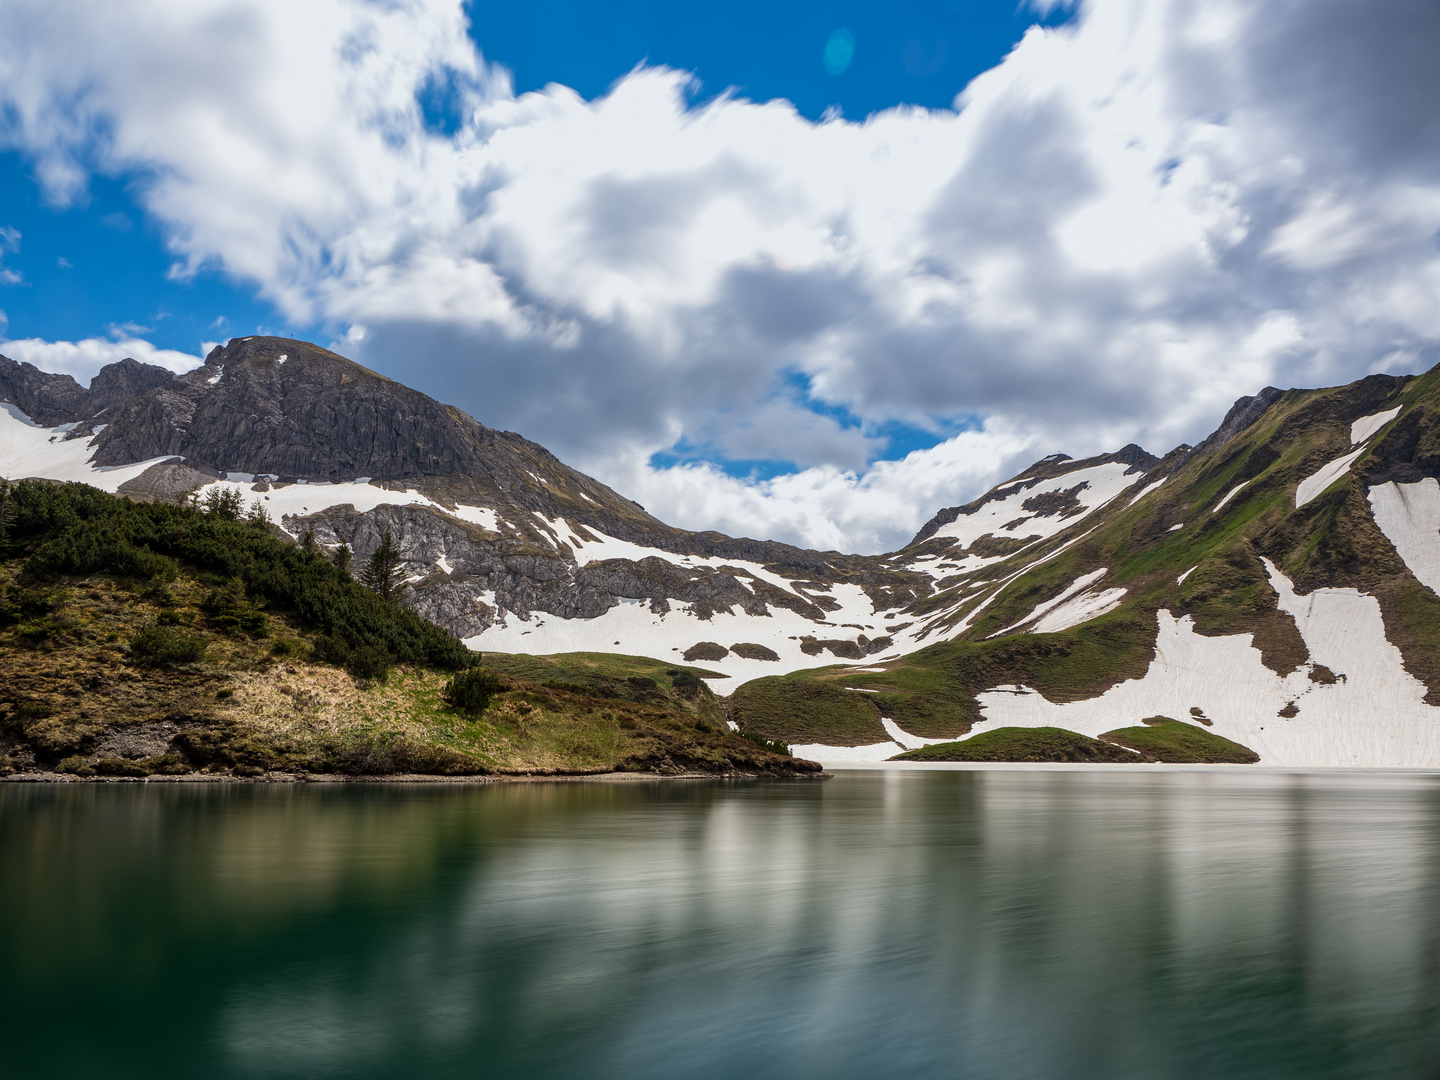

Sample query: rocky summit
[8,335,1440,766]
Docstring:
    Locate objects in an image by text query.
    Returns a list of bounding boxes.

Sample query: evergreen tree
[361,531,407,602]
[245,499,271,529]
[331,542,352,576]
[200,487,245,520]
[300,528,317,552]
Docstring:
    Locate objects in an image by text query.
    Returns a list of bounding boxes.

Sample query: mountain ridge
[7,335,1440,765]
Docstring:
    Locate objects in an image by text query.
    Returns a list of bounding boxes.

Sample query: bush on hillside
[9,479,472,671]
[444,668,503,714]
[129,624,209,667]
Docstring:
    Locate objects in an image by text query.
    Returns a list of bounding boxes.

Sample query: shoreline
[819,760,1440,775]
[0,769,831,785]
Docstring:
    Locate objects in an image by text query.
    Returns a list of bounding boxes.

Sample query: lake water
[3,768,1440,1079]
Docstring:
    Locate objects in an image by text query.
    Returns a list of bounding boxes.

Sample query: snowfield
[950,560,1440,768]
[0,404,179,491]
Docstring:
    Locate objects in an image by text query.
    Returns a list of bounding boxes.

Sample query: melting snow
[993,569,1109,636]
[1127,476,1167,506]
[436,554,454,575]
[449,504,500,531]
[1177,566,1198,586]
[958,559,1440,766]
[928,462,1137,552]
[1213,481,1249,513]
[196,477,439,533]
[1296,447,1366,507]
[1368,479,1440,595]
[205,367,223,386]
[0,404,180,491]
[1351,406,1402,445]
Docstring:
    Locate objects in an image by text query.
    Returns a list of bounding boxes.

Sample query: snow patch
[1368,479,1440,595]
[959,559,1440,767]
[929,462,1137,551]
[993,568,1108,636]
[196,477,438,533]
[449,504,500,531]
[1296,447,1366,507]
[880,717,957,751]
[436,554,454,575]
[0,403,180,491]
[1177,566,1198,586]
[1351,406,1401,445]
[789,740,905,763]
[1213,481,1249,513]
[1127,476,1167,506]
[205,367,223,386]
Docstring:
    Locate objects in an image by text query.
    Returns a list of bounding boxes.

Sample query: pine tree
[245,499,271,529]
[360,531,407,602]
[331,542,352,577]
[200,486,245,520]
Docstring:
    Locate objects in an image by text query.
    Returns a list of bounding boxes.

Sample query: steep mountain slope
[8,335,1440,764]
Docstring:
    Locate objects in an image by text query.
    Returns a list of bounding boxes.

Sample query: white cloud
[0,224,20,285]
[0,335,206,382]
[3,0,1440,551]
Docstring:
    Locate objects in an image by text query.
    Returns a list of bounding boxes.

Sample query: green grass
[480,651,728,726]
[892,727,1140,763]
[728,674,887,746]
[1099,719,1259,763]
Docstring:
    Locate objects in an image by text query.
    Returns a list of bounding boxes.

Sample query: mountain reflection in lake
[2,769,1439,1079]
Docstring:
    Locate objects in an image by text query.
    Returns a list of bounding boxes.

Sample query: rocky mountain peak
[0,351,175,427]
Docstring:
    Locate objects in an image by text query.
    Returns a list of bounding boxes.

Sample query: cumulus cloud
[3,0,1440,551]
[0,335,207,383]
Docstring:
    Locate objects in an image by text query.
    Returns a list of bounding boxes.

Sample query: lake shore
[0,768,831,784]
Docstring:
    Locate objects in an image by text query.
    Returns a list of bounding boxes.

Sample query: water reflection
[2,771,1439,1079]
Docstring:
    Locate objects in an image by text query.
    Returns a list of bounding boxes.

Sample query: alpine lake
[4,766,1440,1079]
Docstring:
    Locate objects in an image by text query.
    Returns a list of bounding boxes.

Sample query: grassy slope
[0,484,814,780]
[736,367,1440,750]
[1099,719,1260,763]
[892,728,1140,763]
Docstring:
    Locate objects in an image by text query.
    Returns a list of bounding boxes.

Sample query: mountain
[6,336,1440,766]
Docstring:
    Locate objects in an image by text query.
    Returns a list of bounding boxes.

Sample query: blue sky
[2,0,1437,553]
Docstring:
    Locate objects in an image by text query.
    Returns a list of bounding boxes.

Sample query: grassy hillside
[0,481,815,780]
[733,367,1440,753]
[893,728,1140,763]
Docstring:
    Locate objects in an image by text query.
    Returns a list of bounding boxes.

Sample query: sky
[2,0,1439,553]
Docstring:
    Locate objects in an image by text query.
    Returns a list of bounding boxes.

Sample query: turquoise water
[2,769,1440,1079]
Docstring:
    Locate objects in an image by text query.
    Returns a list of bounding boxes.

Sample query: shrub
[668,669,705,699]
[200,487,245,520]
[201,576,270,636]
[141,753,191,775]
[444,668,503,714]
[96,757,150,777]
[346,643,394,680]
[129,624,208,667]
[55,755,95,777]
